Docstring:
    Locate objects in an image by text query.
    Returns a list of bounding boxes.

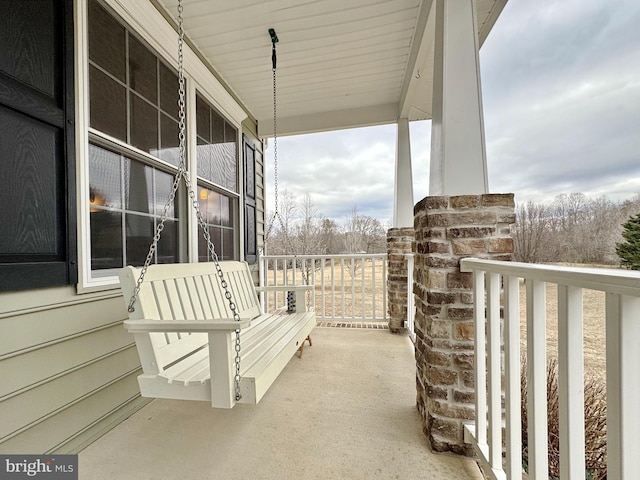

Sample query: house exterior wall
[0,287,149,453]
[0,0,262,454]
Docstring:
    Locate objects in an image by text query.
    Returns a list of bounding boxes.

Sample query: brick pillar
[387,227,415,333]
[413,194,515,455]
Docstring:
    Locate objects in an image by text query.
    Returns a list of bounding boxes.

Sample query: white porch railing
[460,258,640,480]
[259,254,388,322]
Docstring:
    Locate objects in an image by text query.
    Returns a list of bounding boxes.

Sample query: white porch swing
[119,1,316,409]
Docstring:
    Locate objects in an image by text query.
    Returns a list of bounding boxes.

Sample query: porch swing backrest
[123,261,261,371]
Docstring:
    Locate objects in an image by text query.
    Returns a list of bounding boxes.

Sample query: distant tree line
[264,190,388,257]
[512,192,640,265]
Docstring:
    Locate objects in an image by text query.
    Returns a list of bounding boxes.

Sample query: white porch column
[393,118,414,228]
[429,0,488,196]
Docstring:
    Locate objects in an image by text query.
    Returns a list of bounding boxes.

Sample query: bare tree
[342,206,386,254]
[512,201,559,263]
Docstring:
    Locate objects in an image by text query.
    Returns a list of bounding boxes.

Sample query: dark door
[0,0,76,291]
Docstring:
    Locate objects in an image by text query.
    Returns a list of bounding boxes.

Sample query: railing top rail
[261,254,388,260]
[460,258,640,296]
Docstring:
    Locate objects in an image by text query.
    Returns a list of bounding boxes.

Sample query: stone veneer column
[413,194,515,455]
[387,227,415,333]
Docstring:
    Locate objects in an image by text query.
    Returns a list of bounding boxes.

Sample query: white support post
[429,0,488,195]
[558,285,585,480]
[606,293,640,479]
[393,118,414,228]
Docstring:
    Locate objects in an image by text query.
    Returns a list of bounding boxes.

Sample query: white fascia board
[399,0,435,120]
[105,0,247,127]
[257,103,399,138]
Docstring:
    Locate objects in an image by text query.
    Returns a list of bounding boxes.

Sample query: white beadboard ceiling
[155,0,507,137]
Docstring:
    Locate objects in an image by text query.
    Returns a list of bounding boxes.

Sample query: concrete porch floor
[79,327,482,480]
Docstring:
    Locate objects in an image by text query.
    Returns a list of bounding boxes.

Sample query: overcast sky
[264,0,640,224]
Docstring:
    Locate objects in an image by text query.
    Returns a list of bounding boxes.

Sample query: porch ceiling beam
[398,0,435,120]
[257,103,398,138]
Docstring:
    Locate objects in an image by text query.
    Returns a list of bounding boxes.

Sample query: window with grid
[87,0,182,274]
[196,93,238,261]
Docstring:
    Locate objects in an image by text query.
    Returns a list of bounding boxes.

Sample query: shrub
[520,358,607,479]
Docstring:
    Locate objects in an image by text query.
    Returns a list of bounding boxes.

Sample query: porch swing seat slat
[120,261,315,408]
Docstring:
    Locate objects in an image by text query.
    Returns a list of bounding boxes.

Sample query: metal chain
[265,39,308,287]
[127,0,242,402]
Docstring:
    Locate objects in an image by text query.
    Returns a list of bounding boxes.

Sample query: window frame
[76,0,247,292]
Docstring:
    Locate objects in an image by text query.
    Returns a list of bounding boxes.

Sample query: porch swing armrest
[123,318,252,333]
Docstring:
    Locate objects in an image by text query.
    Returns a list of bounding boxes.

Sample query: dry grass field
[519,283,607,380]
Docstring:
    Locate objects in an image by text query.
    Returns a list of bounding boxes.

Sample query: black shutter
[0,0,76,292]
[243,135,257,264]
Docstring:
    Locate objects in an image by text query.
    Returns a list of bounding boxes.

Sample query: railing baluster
[330,257,335,318]
[351,257,355,320]
[361,256,365,319]
[526,279,548,479]
[341,257,345,318]
[406,253,415,340]
[558,285,585,480]
[473,270,487,446]
[487,272,502,469]
[504,275,522,480]
[606,293,640,480]
[372,256,376,320]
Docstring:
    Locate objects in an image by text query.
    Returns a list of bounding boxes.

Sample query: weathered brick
[453,389,475,404]
[426,347,452,367]
[428,213,449,227]
[428,241,450,254]
[427,256,460,269]
[497,212,517,224]
[427,291,458,305]
[462,370,475,388]
[428,414,460,441]
[481,193,515,207]
[448,307,474,320]
[427,385,449,400]
[489,237,514,253]
[432,400,475,420]
[425,228,445,239]
[460,292,474,304]
[447,271,473,289]
[451,238,486,255]
[447,226,495,238]
[426,270,446,289]
[427,366,457,386]
[452,353,475,370]
[453,321,475,340]
[428,319,450,338]
[450,195,481,209]
[415,195,448,211]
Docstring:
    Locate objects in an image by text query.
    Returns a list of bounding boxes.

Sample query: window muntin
[88,0,180,166]
[197,186,236,262]
[89,143,179,272]
[196,93,238,193]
